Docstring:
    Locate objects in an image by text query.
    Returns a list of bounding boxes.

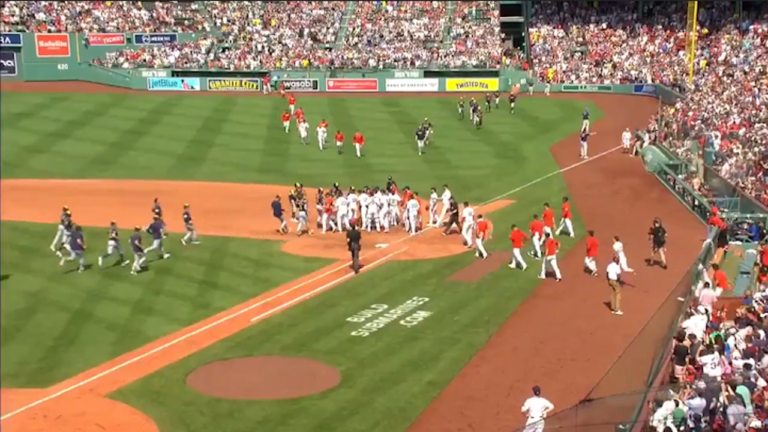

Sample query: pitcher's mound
[186,356,341,400]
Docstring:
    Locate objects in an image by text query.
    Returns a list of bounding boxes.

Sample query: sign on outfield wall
[561,84,613,92]
[0,32,22,47]
[87,33,126,46]
[207,78,261,91]
[147,78,201,91]
[385,78,439,92]
[281,78,319,92]
[326,78,379,92]
[445,78,499,92]
[139,69,170,78]
[0,52,17,77]
[133,33,178,45]
[633,84,657,96]
[35,33,71,58]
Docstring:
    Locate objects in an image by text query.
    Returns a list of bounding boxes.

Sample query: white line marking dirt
[1,148,614,421]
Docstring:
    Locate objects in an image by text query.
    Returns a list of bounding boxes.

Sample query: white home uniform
[359,193,371,230]
[429,191,439,226]
[613,240,634,272]
[521,396,555,432]
[316,124,327,150]
[388,192,401,226]
[378,192,390,232]
[461,206,475,247]
[406,198,420,235]
[622,129,632,151]
[336,195,349,231]
[298,121,309,145]
[437,188,452,226]
[347,192,359,220]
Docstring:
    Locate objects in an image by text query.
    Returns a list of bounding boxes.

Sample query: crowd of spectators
[1,1,209,33]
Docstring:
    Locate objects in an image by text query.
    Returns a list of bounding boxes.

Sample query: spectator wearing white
[681,306,708,341]
[520,385,554,432]
[697,281,718,315]
[606,255,623,316]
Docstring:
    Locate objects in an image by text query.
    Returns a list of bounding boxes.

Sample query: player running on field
[317,119,328,150]
[457,97,465,120]
[335,130,344,155]
[98,220,130,267]
[281,110,291,133]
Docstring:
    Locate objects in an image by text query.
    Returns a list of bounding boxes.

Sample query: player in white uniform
[347,190,359,222]
[622,128,632,154]
[388,191,401,228]
[461,202,475,248]
[612,235,635,273]
[316,120,328,150]
[367,192,380,232]
[406,194,421,235]
[378,191,390,233]
[336,194,350,232]
[521,386,554,432]
[437,185,452,226]
[428,188,439,226]
[298,120,309,145]
[359,191,371,231]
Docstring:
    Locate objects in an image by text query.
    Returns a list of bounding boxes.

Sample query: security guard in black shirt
[346,224,362,274]
[647,218,668,269]
[442,198,461,235]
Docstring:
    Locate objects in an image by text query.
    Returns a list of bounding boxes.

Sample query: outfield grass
[1,92,602,431]
[0,222,333,388]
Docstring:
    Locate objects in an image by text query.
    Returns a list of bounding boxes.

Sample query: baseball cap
[532,385,541,396]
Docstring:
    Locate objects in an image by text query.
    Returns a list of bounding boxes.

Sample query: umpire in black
[346,222,362,274]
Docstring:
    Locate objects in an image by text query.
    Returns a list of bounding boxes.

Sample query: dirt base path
[0,179,510,432]
[406,94,706,432]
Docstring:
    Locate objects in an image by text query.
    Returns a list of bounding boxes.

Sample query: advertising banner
[0,32,22,47]
[134,33,178,45]
[87,33,126,46]
[561,84,613,92]
[633,84,657,96]
[281,78,319,92]
[147,78,201,91]
[34,33,71,58]
[385,78,439,92]
[326,78,378,92]
[139,69,170,78]
[0,51,17,76]
[445,78,499,92]
[207,78,261,91]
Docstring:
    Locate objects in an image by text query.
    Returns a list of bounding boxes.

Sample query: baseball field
[0,82,706,432]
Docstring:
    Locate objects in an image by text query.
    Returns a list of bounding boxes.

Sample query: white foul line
[250,247,408,322]
[0,145,618,421]
[0,248,407,421]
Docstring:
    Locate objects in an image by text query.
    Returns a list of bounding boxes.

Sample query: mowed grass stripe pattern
[0,222,332,388]
[1,93,596,202]
[111,177,589,432]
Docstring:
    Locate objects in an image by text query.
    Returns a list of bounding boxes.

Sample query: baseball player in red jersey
[542,203,556,238]
[584,230,599,276]
[508,224,529,270]
[294,107,304,122]
[555,197,575,237]
[281,111,291,133]
[540,233,562,281]
[353,131,365,158]
[279,81,286,97]
[475,215,491,259]
[288,94,297,115]
[528,214,544,259]
[335,130,345,155]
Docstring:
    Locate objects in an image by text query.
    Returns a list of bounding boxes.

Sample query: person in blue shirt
[582,108,590,131]
[749,222,761,243]
[272,195,289,234]
[59,224,87,273]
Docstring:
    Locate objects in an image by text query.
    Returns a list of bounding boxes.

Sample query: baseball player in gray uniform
[130,226,147,275]
[51,206,73,254]
[98,221,130,267]
[181,203,200,245]
[296,199,313,236]
[59,225,86,272]
[144,215,171,259]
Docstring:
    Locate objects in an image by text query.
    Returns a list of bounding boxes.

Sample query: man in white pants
[437,184,452,226]
[298,119,309,145]
[378,191,390,233]
[622,128,632,154]
[539,233,562,281]
[51,206,73,253]
[428,187,439,226]
[406,193,421,236]
[508,224,528,270]
[336,194,350,232]
[555,196,575,237]
[528,215,544,260]
[580,128,596,159]
[612,235,636,273]
[98,221,129,267]
[347,189,359,221]
[316,120,328,150]
[461,202,475,248]
[474,214,491,259]
[359,190,371,231]
[521,385,555,432]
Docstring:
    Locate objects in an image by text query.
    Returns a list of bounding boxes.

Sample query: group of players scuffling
[457,91,516,129]
[280,94,368,158]
[272,177,464,237]
[49,199,200,275]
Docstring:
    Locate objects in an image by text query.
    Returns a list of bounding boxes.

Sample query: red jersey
[279,82,285,91]
[708,215,725,228]
[761,245,768,267]
[288,96,296,106]
[294,109,304,119]
[543,208,555,228]
[586,236,599,257]
[529,220,544,236]
[544,238,560,256]
[353,133,365,146]
[403,190,413,202]
[281,112,290,122]
[509,229,528,248]
[562,202,572,219]
[710,205,719,216]
[713,269,730,290]
[335,132,344,142]
[477,220,489,239]
[319,121,328,129]
[324,198,334,215]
